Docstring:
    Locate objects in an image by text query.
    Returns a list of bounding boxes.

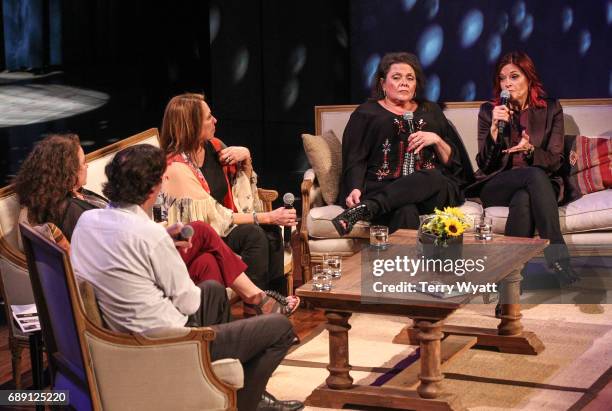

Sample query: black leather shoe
[331,202,373,236]
[551,260,580,288]
[257,391,304,411]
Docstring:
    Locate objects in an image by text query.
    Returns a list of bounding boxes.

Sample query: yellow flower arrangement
[421,207,470,246]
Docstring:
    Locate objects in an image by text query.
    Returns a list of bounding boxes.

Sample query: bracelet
[252,211,259,226]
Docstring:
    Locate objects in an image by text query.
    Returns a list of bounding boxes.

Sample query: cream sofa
[300,99,612,280]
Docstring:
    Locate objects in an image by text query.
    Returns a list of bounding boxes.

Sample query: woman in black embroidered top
[334,52,473,235]
[467,51,578,286]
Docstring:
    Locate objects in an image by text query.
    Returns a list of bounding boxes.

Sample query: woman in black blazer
[469,51,578,286]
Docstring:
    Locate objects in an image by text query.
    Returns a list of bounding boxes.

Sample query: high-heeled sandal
[331,203,373,236]
[243,290,301,318]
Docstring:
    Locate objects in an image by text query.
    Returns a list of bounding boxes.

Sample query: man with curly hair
[70,144,303,411]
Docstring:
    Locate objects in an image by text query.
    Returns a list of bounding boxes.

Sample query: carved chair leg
[11,340,23,389]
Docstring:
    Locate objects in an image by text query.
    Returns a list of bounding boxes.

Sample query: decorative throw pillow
[302,130,342,205]
[562,135,612,202]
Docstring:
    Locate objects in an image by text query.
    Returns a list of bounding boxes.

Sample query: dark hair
[160,93,206,156]
[492,51,546,108]
[371,52,426,101]
[14,134,81,225]
[103,144,167,205]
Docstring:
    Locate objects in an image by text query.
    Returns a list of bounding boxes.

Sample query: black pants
[364,169,452,233]
[224,224,286,292]
[480,167,569,263]
[187,281,295,411]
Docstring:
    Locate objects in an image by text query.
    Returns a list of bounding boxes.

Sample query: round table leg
[498,268,524,336]
[416,319,444,399]
[324,311,353,389]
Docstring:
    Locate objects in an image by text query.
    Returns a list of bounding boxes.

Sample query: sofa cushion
[562,135,612,202]
[308,205,370,239]
[308,238,364,255]
[485,189,612,235]
[308,201,484,239]
[302,131,342,205]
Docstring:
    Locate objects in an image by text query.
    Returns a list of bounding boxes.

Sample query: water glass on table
[370,225,389,249]
[323,254,342,278]
[474,216,493,241]
[312,265,332,291]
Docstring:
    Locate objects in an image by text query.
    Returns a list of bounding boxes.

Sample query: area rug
[267,304,612,410]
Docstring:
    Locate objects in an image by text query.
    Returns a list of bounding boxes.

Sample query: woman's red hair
[492,51,547,108]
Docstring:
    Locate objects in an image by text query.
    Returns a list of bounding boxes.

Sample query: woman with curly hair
[15,135,298,317]
[14,134,106,241]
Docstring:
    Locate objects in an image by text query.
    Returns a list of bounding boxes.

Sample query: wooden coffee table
[296,230,548,411]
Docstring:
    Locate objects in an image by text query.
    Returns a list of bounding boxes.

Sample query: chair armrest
[300,176,314,244]
[84,326,240,410]
[257,188,279,212]
[212,358,244,389]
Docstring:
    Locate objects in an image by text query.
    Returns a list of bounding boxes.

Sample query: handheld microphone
[153,195,164,222]
[402,111,416,175]
[282,193,295,247]
[178,225,194,242]
[498,90,511,136]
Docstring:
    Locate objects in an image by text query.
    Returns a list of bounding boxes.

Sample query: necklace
[381,98,417,115]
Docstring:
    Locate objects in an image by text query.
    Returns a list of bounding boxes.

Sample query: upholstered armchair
[21,222,244,411]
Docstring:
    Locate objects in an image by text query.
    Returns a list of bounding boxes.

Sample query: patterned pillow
[562,135,612,202]
[302,130,342,205]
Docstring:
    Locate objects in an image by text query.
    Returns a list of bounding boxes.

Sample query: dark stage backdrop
[350,0,612,103]
[209,0,349,196]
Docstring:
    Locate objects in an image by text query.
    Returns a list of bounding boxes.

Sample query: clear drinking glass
[312,265,332,291]
[323,254,342,278]
[370,225,389,249]
[474,216,493,240]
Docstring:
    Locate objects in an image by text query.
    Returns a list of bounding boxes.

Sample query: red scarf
[166,138,238,212]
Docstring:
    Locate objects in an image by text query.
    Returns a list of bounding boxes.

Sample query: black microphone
[402,111,416,175]
[498,90,511,136]
[177,224,194,242]
[282,192,295,247]
[153,195,164,222]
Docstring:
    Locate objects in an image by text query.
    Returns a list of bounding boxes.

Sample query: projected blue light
[487,34,502,63]
[417,25,443,67]
[425,74,440,102]
[512,1,526,27]
[579,30,591,55]
[609,71,612,96]
[209,5,220,44]
[461,81,476,101]
[497,13,509,34]
[425,0,439,20]
[289,45,307,74]
[402,0,417,12]
[608,1,612,25]
[363,54,381,89]
[232,47,249,83]
[282,78,299,110]
[561,7,573,32]
[519,14,534,41]
[460,10,484,48]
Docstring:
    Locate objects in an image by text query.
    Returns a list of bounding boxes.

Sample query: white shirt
[71,204,201,333]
